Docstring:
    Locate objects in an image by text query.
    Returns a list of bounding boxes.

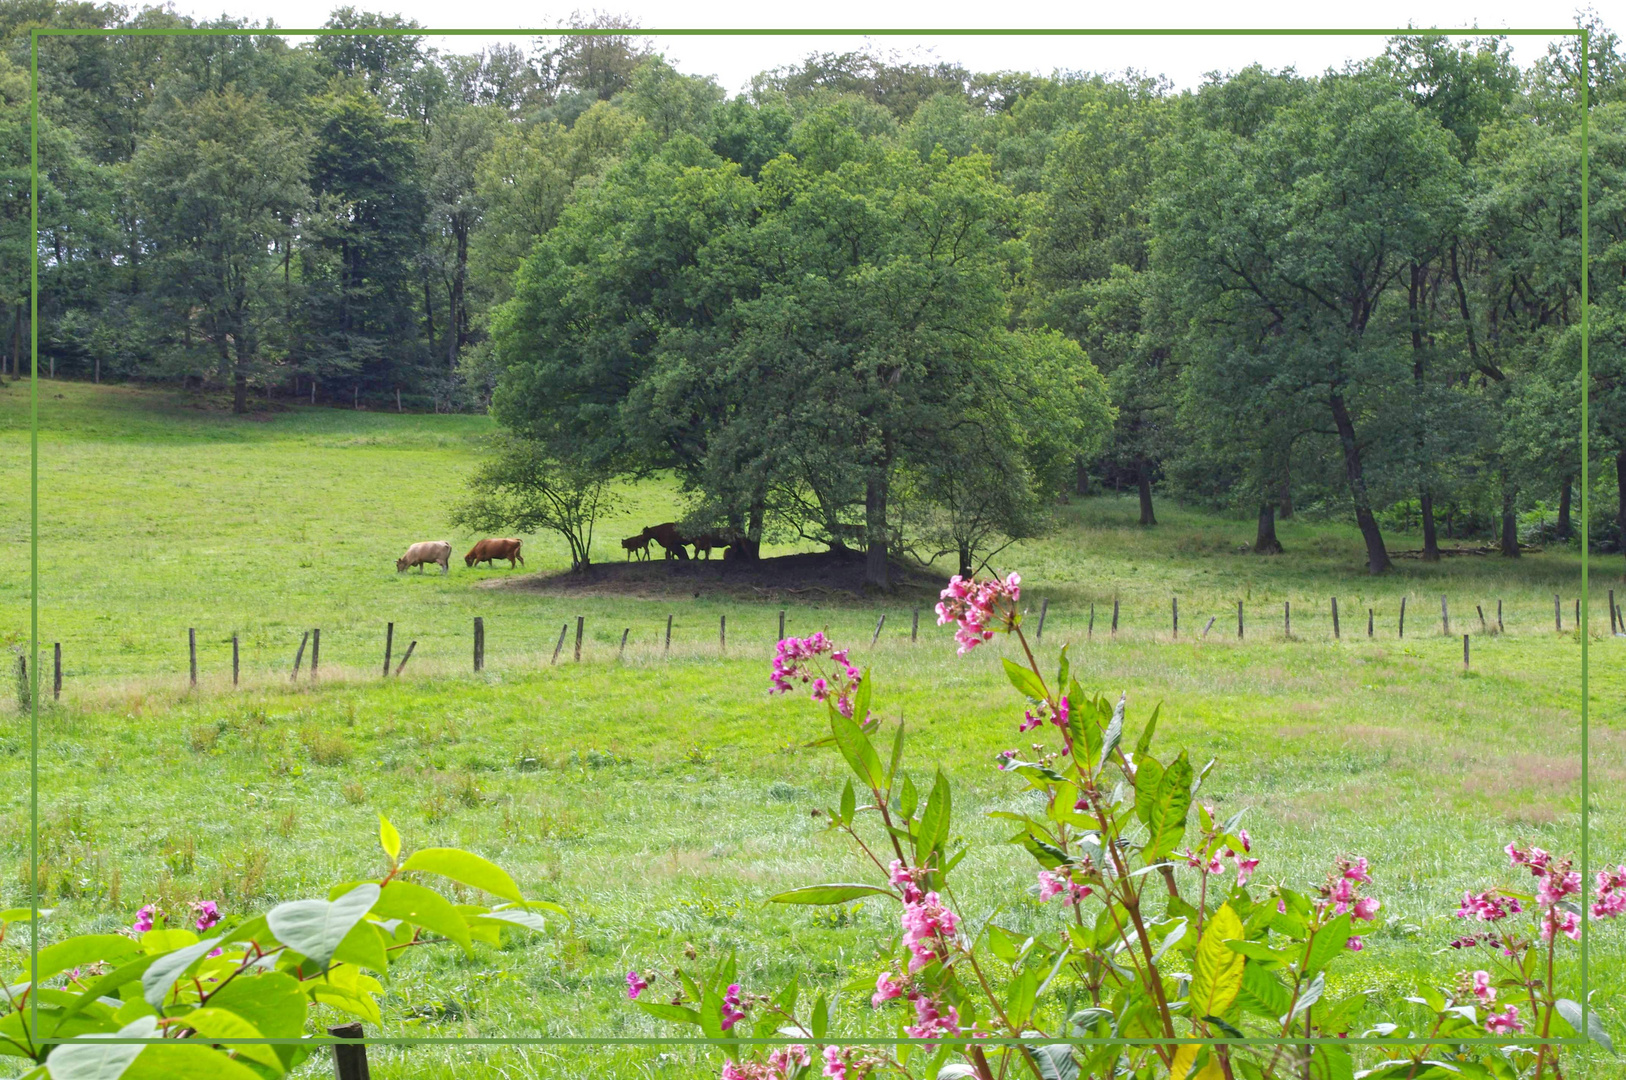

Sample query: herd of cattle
[393,523,731,574]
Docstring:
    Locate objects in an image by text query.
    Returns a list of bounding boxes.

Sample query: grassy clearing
[0,382,1622,1077]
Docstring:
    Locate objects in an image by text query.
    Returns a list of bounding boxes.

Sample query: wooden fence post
[1331,597,1340,640]
[574,616,584,662]
[1201,616,1215,639]
[1399,596,1407,639]
[1367,608,1373,638]
[1441,596,1450,636]
[53,643,61,700]
[390,642,414,677]
[383,623,393,678]
[871,614,885,646]
[13,655,26,711]
[1497,599,1504,633]
[1612,590,1618,634]
[779,610,786,642]
[1036,598,1050,643]
[1284,601,1290,639]
[231,635,238,687]
[1111,598,1119,638]
[188,628,197,688]
[911,608,919,642]
[329,1021,370,1080]
[311,628,320,680]
[619,628,629,658]
[473,617,484,672]
[1237,600,1244,640]
[1575,598,1581,630]
[291,632,308,681]
[665,615,673,654]
[551,624,567,665]
[1555,594,1562,632]
[1478,605,1488,633]
[1463,634,1470,672]
[1170,597,1177,639]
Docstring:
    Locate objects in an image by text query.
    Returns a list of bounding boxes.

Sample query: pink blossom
[995,750,1018,770]
[1352,897,1381,922]
[823,1045,847,1079]
[720,983,747,1030]
[132,905,155,934]
[1541,907,1580,942]
[1593,866,1626,919]
[1341,856,1371,884]
[1050,697,1070,730]
[1471,970,1495,1003]
[1237,829,1252,853]
[626,971,648,1000]
[1236,858,1260,887]
[1019,710,1041,733]
[1456,890,1522,922]
[901,891,959,972]
[1506,844,1551,874]
[1485,1005,1523,1035]
[190,900,220,931]
[872,971,905,1009]
[767,1046,811,1077]
[1346,937,1363,952]
[1536,870,1582,908]
[1037,870,1065,901]
[936,573,1021,653]
[904,992,960,1040]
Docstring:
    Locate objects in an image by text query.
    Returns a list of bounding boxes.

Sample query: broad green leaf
[400,848,522,904]
[266,883,380,969]
[1025,1042,1079,1080]
[768,884,893,905]
[1188,904,1245,1019]
[1134,703,1161,755]
[899,773,919,820]
[0,908,50,924]
[637,1000,700,1025]
[1096,695,1125,777]
[371,880,471,954]
[1003,658,1047,700]
[1022,832,1069,870]
[1290,971,1326,1021]
[1056,645,1071,696]
[1143,751,1193,860]
[829,704,884,791]
[1134,754,1165,825]
[471,908,549,935]
[139,935,223,1009]
[138,929,196,954]
[203,970,305,1040]
[917,771,952,866]
[43,1016,156,1080]
[1304,914,1353,975]
[888,721,906,790]
[1005,967,1038,1030]
[1555,999,1615,1053]
[36,936,141,983]
[379,815,401,863]
[166,1008,283,1073]
[1238,959,1293,1021]
[811,993,829,1039]
[839,779,856,824]
[1226,940,1297,967]
[52,955,160,1030]
[332,918,390,973]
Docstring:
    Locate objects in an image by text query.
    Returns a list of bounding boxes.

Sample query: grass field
[0,380,1622,1078]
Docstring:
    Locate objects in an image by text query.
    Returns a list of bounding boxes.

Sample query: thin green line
[1579,23,1592,1052]
[27,24,39,1050]
[29,26,1583,37]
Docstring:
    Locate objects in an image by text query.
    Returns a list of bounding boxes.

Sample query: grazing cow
[621,531,652,561]
[465,538,525,568]
[397,540,452,574]
[644,522,690,560]
[688,531,734,560]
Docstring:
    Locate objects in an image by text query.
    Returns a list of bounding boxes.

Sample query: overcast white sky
[181,0,1598,93]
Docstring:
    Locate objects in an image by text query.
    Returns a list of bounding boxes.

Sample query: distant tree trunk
[1254,502,1283,554]
[233,370,247,414]
[1419,489,1440,561]
[1136,461,1156,526]
[1557,475,1573,542]
[449,218,469,368]
[1075,457,1089,496]
[864,470,890,590]
[1329,393,1391,574]
[737,500,764,561]
[1500,469,1520,558]
[1278,473,1293,519]
[958,541,973,578]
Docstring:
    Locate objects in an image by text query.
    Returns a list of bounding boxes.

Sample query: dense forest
[5,4,1626,583]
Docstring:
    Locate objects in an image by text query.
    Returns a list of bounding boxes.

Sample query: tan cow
[465,538,525,568]
[397,540,452,574]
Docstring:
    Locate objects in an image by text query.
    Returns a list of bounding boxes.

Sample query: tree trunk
[233,370,247,414]
[739,501,764,561]
[958,541,973,578]
[1419,489,1440,561]
[1136,461,1156,526]
[1278,473,1293,519]
[1557,475,1573,542]
[1501,468,1520,558]
[450,219,469,368]
[1254,501,1283,554]
[1329,393,1391,574]
[864,471,890,590]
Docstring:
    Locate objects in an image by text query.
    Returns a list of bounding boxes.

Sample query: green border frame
[25,22,1595,1060]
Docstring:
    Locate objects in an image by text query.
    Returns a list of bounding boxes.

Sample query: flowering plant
[0,819,560,1077]
[633,572,1619,1080]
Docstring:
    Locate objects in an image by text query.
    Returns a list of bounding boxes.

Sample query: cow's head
[396,556,409,572]
[465,553,477,567]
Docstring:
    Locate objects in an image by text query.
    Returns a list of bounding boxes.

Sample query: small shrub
[299,725,353,765]
[341,780,367,804]
[187,723,219,752]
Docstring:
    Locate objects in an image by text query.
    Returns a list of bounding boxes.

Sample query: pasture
[0,381,1621,1078]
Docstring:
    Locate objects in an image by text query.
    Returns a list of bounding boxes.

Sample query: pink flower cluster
[132,904,157,933]
[721,1046,810,1080]
[770,634,863,718]
[1019,696,1070,737]
[1037,869,1093,905]
[1507,843,1582,942]
[190,900,220,931]
[720,983,747,1030]
[904,992,959,1040]
[1326,856,1381,922]
[1224,830,1260,886]
[1594,865,1626,919]
[893,862,959,972]
[626,970,648,1000]
[1485,1005,1523,1035]
[936,573,1020,653]
[872,971,905,1009]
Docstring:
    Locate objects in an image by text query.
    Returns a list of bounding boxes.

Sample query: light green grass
[0,381,1621,1078]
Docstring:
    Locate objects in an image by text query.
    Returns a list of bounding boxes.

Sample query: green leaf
[1143,751,1192,860]
[851,671,872,724]
[1134,754,1165,825]
[203,970,305,1040]
[1056,645,1071,696]
[1289,971,1325,1021]
[400,848,523,904]
[917,771,952,866]
[1096,694,1125,776]
[379,815,401,863]
[1304,914,1353,975]
[1555,999,1615,1053]
[888,720,906,790]
[372,879,472,954]
[1226,940,1296,967]
[1003,658,1047,700]
[1135,703,1161,755]
[1005,967,1039,1030]
[1025,1043,1079,1080]
[1022,832,1069,870]
[1188,904,1245,1019]
[265,883,380,969]
[471,908,550,935]
[839,779,856,824]
[139,935,224,1009]
[122,1043,267,1080]
[1238,960,1293,1021]
[167,1008,283,1073]
[637,1001,701,1025]
[829,704,884,791]
[811,993,829,1040]
[36,936,142,983]
[42,1016,156,1080]
[767,884,894,905]
[899,773,919,820]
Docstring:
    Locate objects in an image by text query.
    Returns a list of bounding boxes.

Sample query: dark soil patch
[482,549,946,602]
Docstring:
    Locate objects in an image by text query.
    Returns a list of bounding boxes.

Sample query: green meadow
[0,381,1621,1077]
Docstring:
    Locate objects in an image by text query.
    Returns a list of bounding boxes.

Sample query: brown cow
[397,540,452,574]
[688,531,735,560]
[465,538,525,568]
[621,531,652,561]
[644,522,689,560]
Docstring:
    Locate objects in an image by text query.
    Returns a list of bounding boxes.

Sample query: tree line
[4,4,1625,582]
